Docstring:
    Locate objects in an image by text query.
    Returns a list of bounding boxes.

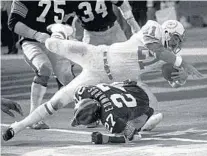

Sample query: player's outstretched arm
[118,0,140,34]
[91,131,142,144]
[1,98,23,117]
[91,131,126,144]
[146,43,203,79]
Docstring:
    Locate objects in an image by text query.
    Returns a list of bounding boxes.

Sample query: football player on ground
[67,0,140,45]
[2,20,202,141]
[8,0,75,129]
[71,80,163,144]
[65,0,140,128]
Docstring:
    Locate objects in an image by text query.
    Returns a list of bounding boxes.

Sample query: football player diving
[2,20,203,141]
[71,80,163,144]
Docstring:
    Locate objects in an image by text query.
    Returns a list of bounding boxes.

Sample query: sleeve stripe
[11,0,28,18]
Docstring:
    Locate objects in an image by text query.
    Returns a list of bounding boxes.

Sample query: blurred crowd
[1,0,206,55]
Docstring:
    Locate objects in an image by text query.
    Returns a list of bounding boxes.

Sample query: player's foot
[2,127,15,141]
[141,113,163,131]
[87,120,100,128]
[29,121,49,130]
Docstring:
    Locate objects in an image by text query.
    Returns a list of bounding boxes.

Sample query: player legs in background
[22,41,73,129]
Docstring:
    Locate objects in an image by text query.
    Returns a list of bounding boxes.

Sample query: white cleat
[141,113,163,131]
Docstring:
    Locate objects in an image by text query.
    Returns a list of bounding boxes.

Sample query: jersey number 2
[36,0,65,23]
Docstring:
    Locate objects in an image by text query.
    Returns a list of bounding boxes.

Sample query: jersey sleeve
[102,109,127,134]
[141,20,163,45]
[8,0,29,31]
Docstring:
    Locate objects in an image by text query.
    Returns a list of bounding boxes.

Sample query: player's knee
[33,75,50,87]
[38,62,53,77]
[145,107,154,119]
[50,100,64,111]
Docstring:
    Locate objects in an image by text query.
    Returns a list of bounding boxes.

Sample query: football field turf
[1,28,207,156]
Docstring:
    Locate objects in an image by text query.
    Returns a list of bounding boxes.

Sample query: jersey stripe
[11,0,28,18]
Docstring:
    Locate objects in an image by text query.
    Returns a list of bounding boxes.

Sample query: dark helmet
[71,98,100,127]
[73,86,91,104]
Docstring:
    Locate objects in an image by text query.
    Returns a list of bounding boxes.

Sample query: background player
[71,80,163,144]
[2,20,202,141]
[1,98,23,118]
[8,0,75,129]
[66,0,140,45]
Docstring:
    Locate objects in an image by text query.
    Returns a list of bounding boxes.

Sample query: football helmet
[162,20,185,54]
[73,86,91,104]
[71,98,100,127]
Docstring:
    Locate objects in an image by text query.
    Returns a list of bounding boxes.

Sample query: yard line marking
[1,123,207,143]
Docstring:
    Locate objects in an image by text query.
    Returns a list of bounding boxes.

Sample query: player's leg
[136,81,163,131]
[2,71,99,141]
[22,41,52,129]
[47,50,76,86]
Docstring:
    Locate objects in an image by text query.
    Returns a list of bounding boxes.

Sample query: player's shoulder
[13,0,33,8]
[144,20,161,29]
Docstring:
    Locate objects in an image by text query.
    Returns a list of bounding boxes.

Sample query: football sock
[11,102,55,134]
[30,82,47,113]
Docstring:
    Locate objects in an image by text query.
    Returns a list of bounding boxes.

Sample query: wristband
[174,56,182,67]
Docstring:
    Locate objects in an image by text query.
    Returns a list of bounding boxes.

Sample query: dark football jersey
[75,82,149,134]
[9,0,70,33]
[67,0,124,31]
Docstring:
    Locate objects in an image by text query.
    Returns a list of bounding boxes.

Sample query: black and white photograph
[1,0,207,155]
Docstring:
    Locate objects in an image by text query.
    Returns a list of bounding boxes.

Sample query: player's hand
[171,66,188,82]
[34,32,50,43]
[91,131,104,144]
[91,131,110,144]
[1,98,23,117]
[183,63,203,79]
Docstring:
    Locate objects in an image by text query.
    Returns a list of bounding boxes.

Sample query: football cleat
[2,127,15,141]
[141,113,163,131]
[29,121,49,130]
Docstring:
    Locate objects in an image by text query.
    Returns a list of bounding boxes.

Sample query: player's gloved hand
[171,66,188,82]
[47,23,73,40]
[1,98,23,117]
[91,132,109,144]
[33,32,50,43]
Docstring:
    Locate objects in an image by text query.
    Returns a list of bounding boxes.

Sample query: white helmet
[162,20,185,53]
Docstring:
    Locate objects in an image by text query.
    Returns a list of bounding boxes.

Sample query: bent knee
[33,75,50,87]
[37,62,53,77]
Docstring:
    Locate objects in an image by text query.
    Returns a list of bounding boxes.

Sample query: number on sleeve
[104,113,116,132]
